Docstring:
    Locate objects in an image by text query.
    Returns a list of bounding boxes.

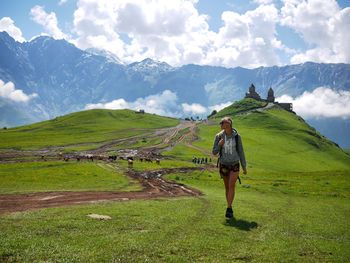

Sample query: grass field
[0,109,179,150]
[1,169,349,262]
[0,161,140,194]
[0,101,349,262]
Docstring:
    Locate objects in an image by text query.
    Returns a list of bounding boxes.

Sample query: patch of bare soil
[0,167,202,215]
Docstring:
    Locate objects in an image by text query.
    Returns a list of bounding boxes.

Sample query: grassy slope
[0,109,179,150]
[0,161,141,194]
[1,100,350,262]
[212,98,267,118]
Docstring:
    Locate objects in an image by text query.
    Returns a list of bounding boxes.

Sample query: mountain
[0,31,349,147]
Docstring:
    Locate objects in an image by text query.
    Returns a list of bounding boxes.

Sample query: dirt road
[0,167,203,215]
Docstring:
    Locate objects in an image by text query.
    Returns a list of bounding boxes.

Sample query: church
[245,84,293,112]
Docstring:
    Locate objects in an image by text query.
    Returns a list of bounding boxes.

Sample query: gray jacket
[212,129,247,169]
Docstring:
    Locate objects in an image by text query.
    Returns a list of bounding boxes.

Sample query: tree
[207,110,217,119]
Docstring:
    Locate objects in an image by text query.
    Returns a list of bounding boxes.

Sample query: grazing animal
[156,158,160,165]
[128,159,133,168]
[108,155,117,161]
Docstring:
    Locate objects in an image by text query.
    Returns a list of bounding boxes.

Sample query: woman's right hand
[219,138,225,146]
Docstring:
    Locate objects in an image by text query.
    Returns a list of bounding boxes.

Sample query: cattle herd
[53,152,162,168]
[39,152,212,168]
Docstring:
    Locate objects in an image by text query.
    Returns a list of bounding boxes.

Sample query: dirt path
[0,121,208,215]
[0,167,202,215]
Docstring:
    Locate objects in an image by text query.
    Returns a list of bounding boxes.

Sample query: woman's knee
[229,173,238,187]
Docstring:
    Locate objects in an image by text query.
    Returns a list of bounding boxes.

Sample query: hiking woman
[212,117,247,218]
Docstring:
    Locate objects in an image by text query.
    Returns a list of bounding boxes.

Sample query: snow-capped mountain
[85,48,124,65]
[0,31,349,146]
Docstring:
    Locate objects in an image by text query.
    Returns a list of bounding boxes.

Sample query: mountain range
[0,31,349,147]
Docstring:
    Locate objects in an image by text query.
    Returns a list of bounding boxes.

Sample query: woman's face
[220,121,231,130]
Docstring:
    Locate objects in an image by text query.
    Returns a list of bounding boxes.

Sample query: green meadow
[1,103,350,262]
[0,161,140,194]
[0,109,179,150]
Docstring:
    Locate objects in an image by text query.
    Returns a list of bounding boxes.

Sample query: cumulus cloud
[30,5,67,39]
[210,4,280,68]
[70,0,286,68]
[276,87,350,119]
[0,80,38,102]
[85,90,182,117]
[84,90,224,118]
[0,17,25,42]
[181,103,207,115]
[208,102,233,113]
[280,0,350,64]
[252,0,275,5]
[58,0,68,6]
[19,0,350,67]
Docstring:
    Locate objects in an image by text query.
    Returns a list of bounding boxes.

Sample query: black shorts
[219,163,240,177]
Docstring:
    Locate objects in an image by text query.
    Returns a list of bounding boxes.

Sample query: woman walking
[212,117,247,218]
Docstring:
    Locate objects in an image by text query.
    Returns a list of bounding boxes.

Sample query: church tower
[267,87,275,102]
[245,84,261,100]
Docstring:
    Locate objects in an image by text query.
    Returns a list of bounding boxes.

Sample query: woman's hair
[220,117,232,126]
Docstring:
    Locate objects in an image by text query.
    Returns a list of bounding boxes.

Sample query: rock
[87,214,112,220]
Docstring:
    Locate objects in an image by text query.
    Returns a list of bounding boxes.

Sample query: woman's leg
[223,175,230,205]
[227,171,239,208]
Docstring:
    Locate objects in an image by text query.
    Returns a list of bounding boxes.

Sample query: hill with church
[245,84,293,112]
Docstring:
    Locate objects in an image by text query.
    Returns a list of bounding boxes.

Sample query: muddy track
[0,167,203,215]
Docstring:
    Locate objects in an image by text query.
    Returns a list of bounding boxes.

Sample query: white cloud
[70,0,285,68]
[30,5,67,39]
[276,87,350,119]
[58,0,68,6]
[15,0,350,67]
[208,102,232,113]
[0,17,25,42]
[280,0,350,64]
[252,0,275,5]
[0,80,38,102]
[181,103,207,115]
[85,90,182,117]
[85,90,236,118]
[209,4,280,68]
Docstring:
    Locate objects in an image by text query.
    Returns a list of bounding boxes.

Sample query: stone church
[245,84,293,112]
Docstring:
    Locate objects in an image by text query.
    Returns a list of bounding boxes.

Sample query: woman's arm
[237,135,247,174]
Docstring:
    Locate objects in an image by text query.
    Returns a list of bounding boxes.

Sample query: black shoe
[225,207,233,218]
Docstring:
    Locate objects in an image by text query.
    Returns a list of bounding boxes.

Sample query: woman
[212,117,247,218]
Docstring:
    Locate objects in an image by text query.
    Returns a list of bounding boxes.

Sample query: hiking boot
[225,207,233,218]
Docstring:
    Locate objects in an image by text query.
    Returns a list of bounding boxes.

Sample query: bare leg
[226,171,239,208]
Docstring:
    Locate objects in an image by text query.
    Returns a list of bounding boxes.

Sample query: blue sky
[0,0,350,130]
[0,0,349,68]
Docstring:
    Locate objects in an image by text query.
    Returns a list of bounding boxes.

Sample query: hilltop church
[245,84,293,112]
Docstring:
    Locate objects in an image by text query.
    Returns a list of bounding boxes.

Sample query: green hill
[1,100,350,262]
[0,109,179,150]
[210,98,267,118]
[198,99,350,171]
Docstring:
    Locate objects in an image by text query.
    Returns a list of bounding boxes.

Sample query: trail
[0,120,210,215]
[0,167,202,215]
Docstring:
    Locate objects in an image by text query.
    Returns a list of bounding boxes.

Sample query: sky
[0,0,350,68]
[0,0,350,121]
